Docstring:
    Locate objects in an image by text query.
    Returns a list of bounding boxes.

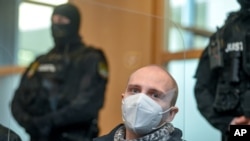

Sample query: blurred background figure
[0,123,21,141]
[11,3,108,141]
[194,0,250,141]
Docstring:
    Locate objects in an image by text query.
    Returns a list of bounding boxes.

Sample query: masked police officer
[194,0,250,141]
[11,3,108,141]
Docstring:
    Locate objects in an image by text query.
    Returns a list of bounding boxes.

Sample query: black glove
[26,115,53,140]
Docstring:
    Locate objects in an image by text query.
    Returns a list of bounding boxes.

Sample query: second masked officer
[11,3,109,141]
[194,0,250,141]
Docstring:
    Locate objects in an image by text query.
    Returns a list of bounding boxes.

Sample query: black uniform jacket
[194,45,247,134]
[194,10,250,135]
[11,40,108,140]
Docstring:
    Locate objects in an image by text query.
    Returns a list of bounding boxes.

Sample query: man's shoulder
[169,127,184,141]
[85,46,106,56]
[73,46,107,65]
[0,124,22,141]
[72,45,104,57]
[93,124,123,141]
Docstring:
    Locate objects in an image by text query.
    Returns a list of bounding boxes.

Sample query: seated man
[94,64,183,141]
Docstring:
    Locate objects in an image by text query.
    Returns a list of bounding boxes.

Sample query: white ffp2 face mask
[122,93,172,135]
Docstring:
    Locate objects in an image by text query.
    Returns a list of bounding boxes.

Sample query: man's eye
[150,93,161,99]
[128,88,140,94]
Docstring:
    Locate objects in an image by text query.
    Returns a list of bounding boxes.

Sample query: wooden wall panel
[70,0,164,135]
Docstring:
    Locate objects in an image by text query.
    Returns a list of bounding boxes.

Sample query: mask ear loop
[152,107,173,130]
[159,106,173,114]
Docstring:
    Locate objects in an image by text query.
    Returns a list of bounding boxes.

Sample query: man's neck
[125,129,141,140]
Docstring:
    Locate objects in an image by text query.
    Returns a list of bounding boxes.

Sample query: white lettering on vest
[38,64,56,72]
[225,42,243,53]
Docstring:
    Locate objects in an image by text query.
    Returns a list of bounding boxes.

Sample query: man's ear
[121,93,125,99]
[166,107,178,122]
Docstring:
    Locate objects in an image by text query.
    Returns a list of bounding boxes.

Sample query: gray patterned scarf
[113,123,175,141]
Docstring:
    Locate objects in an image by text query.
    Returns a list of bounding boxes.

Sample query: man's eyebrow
[126,84,140,90]
[149,88,163,93]
[127,84,140,88]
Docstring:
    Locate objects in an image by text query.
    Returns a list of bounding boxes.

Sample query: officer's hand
[230,116,250,125]
[31,116,52,137]
[24,118,39,137]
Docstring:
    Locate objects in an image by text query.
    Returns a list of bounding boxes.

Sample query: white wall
[169,60,221,141]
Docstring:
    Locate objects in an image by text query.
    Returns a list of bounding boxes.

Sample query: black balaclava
[237,0,250,9]
[51,3,81,47]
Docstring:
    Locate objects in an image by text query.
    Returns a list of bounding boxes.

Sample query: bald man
[94,65,183,141]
